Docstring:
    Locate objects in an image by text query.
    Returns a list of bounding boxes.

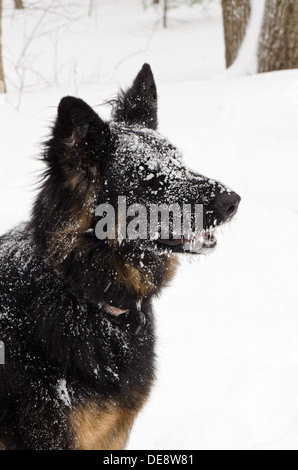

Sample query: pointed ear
[112,63,158,130]
[54,96,110,168]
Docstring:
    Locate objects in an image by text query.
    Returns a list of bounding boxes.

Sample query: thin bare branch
[0,0,6,93]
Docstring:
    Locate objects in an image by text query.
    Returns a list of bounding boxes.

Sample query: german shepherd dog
[0,64,240,450]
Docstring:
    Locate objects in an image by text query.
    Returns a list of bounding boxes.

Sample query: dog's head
[35,64,240,267]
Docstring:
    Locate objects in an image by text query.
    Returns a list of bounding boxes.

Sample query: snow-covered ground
[1,0,298,450]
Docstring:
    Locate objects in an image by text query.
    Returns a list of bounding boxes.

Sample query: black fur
[112,63,158,129]
[0,64,240,450]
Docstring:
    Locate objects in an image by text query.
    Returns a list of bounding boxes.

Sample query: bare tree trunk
[88,0,94,17]
[153,0,160,4]
[14,0,24,9]
[258,0,298,73]
[163,0,168,28]
[0,0,6,93]
[222,0,251,68]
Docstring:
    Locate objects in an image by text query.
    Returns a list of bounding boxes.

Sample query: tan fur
[163,255,179,287]
[115,255,178,297]
[67,172,81,191]
[0,442,5,450]
[48,180,100,263]
[69,402,139,450]
[116,262,154,297]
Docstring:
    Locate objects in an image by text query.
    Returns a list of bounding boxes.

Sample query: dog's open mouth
[157,227,217,254]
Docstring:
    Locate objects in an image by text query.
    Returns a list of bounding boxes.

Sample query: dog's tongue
[104,304,129,317]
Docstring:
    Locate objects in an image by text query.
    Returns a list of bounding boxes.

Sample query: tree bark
[0,0,6,93]
[222,0,251,68]
[14,0,24,9]
[258,0,298,73]
[88,0,94,17]
[163,0,168,28]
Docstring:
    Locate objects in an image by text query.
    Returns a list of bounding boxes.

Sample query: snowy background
[1,0,298,450]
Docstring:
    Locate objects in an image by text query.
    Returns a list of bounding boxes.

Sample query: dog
[0,64,240,450]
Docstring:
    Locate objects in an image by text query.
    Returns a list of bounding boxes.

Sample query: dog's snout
[215,191,241,222]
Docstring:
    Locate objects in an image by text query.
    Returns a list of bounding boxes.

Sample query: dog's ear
[112,63,158,130]
[54,96,110,168]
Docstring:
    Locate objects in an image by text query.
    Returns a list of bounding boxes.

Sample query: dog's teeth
[184,240,191,251]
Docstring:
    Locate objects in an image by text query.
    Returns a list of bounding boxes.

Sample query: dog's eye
[138,175,160,191]
[142,173,155,183]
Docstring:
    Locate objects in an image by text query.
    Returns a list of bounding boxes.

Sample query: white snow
[56,379,72,407]
[1,0,298,451]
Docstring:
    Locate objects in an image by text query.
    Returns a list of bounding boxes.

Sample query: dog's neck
[37,231,178,309]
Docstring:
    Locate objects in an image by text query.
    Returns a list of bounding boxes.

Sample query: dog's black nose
[215,191,241,222]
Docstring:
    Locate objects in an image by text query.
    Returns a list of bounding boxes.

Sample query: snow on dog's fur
[0,64,240,450]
